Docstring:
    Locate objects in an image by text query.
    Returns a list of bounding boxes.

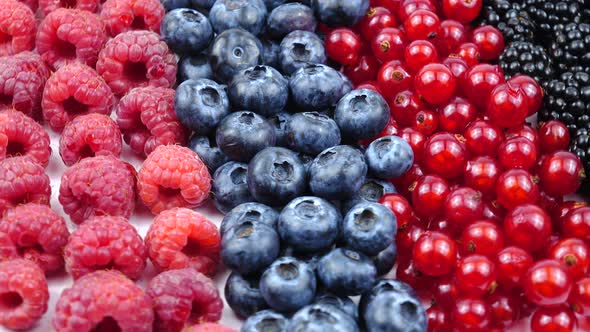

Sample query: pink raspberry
[96,30,177,95]
[36,8,108,70]
[116,87,187,157]
[147,268,223,332]
[0,109,51,168]
[138,145,211,214]
[185,324,238,332]
[39,0,100,16]
[0,231,17,261]
[0,203,70,274]
[17,0,38,12]
[0,157,51,215]
[0,52,50,117]
[53,270,154,332]
[101,0,165,36]
[64,215,147,280]
[145,208,220,276]
[59,113,122,166]
[59,154,136,224]
[42,62,115,131]
[0,0,36,57]
[0,259,49,330]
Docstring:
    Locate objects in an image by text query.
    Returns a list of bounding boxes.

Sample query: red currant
[433,277,459,307]
[404,40,439,73]
[359,7,397,41]
[452,297,491,331]
[524,259,572,307]
[427,216,460,237]
[412,175,450,218]
[454,42,480,67]
[531,306,576,332]
[504,204,551,253]
[442,57,469,96]
[496,246,533,288]
[488,292,520,328]
[462,64,505,109]
[498,136,538,170]
[377,60,413,99]
[570,277,590,316]
[371,28,406,63]
[415,63,457,105]
[343,55,380,86]
[455,254,497,296]
[414,109,438,136]
[392,162,424,198]
[427,306,451,332]
[372,0,402,13]
[442,0,482,24]
[400,127,427,163]
[464,156,501,196]
[433,20,467,57]
[538,121,570,154]
[444,187,484,228]
[423,132,467,179]
[548,238,590,281]
[470,25,504,61]
[437,96,477,133]
[486,83,529,128]
[508,74,544,115]
[396,220,425,253]
[539,151,585,197]
[356,81,383,94]
[379,193,415,229]
[461,220,503,257]
[398,0,436,22]
[396,258,435,295]
[463,120,504,157]
[482,200,506,224]
[413,231,457,276]
[325,28,362,65]
[505,124,540,152]
[389,89,425,126]
[404,9,440,41]
[562,206,590,242]
[496,169,540,210]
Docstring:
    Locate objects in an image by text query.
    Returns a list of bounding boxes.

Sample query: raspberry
[0,52,50,117]
[115,87,187,157]
[0,231,17,261]
[185,323,237,332]
[36,8,107,70]
[0,157,50,215]
[145,208,220,276]
[42,62,115,131]
[39,0,100,16]
[59,113,122,166]
[0,109,51,168]
[64,216,146,280]
[0,259,48,330]
[17,0,38,12]
[59,154,136,224]
[138,145,211,214]
[96,30,177,95]
[147,268,223,331]
[0,0,36,57]
[100,0,165,36]
[53,270,154,332]
[0,203,69,274]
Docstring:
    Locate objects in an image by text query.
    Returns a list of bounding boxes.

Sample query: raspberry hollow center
[5,141,25,158]
[59,0,77,8]
[62,97,89,117]
[0,32,12,46]
[130,16,147,30]
[54,39,77,60]
[0,292,23,311]
[181,238,203,257]
[123,61,148,83]
[0,93,13,107]
[91,316,121,332]
[158,186,181,200]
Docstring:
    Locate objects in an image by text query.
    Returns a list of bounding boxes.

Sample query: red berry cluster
[326,0,589,331]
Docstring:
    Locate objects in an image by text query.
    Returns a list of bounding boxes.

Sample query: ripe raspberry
[147,268,223,332]
[36,8,107,70]
[138,145,211,214]
[101,0,165,36]
[59,154,136,224]
[96,30,177,95]
[185,323,237,332]
[0,109,51,167]
[53,270,154,332]
[59,113,122,166]
[0,259,48,330]
[116,87,187,157]
[39,0,100,16]
[145,208,220,276]
[0,157,50,215]
[0,231,17,261]
[42,62,115,131]
[64,216,146,280]
[17,0,38,12]
[0,52,50,117]
[0,203,69,274]
[0,0,36,57]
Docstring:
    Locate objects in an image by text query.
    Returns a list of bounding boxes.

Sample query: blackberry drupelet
[478,0,536,43]
[522,0,586,35]
[499,41,554,84]
[550,23,590,74]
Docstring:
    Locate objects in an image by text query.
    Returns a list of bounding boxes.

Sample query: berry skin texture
[461,220,504,258]
[570,277,590,316]
[498,136,538,171]
[548,238,590,281]
[496,246,533,288]
[42,62,115,131]
[59,154,136,224]
[504,204,552,253]
[486,83,529,129]
[325,28,361,65]
[437,96,476,134]
[0,259,48,330]
[452,297,491,331]
[101,0,165,36]
[434,20,467,57]
[562,207,590,242]
[444,187,484,228]
[539,151,584,197]
[403,9,440,41]
[36,9,107,70]
[496,169,539,210]
[0,0,36,57]
[138,145,211,214]
[442,0,482,24]
[371,28,406,63]
[53,270,153,332]
[377,60,412,100]
[412,174,450,218]
[39,0,100,15]
[59,113,122,166]
[359,6,397,41]
[530,306,576,332]
[422,132,467,179]
[96,30,177,95]
[64,216,146,280]
[455,254,497,296]
[414,63,456,105]
[116,86,187,157]
[538,121,570,154]
[462,64,505,110]
[404,40,438,74]
[464,120,504,157]
[0,157,50,215]
[147,268,223,332]
[471,25,504,61]
[145,208,220,276]
[523,259,572,307]
[413,231,457,277]
[0,203,69,274]
[0,109,51,168]
[464,156,502,197]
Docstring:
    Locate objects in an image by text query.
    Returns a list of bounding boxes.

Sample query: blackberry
[499,41,554,84]
[522,0,586,35]
[550,23,590,74]
[572,130,590,194]
[478,0,536,43]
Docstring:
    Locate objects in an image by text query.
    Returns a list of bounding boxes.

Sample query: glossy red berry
[504,204,551,253]
[377,60,412,99]
[461,64,504,108]
[413,231,457,276]
[463,120,504,157]
[538,121,570,154]
[356,81,382,94]
[404,9,440,41]
[372,28,406,63]
[344,55,380,85]
[398,0,436,22]
[464,156,502,197]
[496,246,533,288]
[482,200,506,224]
[360,7,397,41]
[412,175,450,218]
[433,277,459,307]
[379,193,415,229]
[396,258,434,294]
[372,0,402,13]
[524,259,572,307]
[426,306,451,332]
[539,151,585,197]
[443,0,482,24]
[433,20,467,57]
[488,292,520,328]
[455,254,497,296]
[444,187,484,228]
[486,83,529,128]
[399,128,425,165]
[325,28,361,65]
[442,58,469,95]
[570,277,590,316]
[530,306,576,332]
[389,90,425,126]
[508,74,544,115]
[471,25,504,61]
[415,63,457,105]
[506,124,540,151]
[437,96,477,133]
[404,40,438,73]
[548,238,590,281]
[423,132,467,179]
[452,297,491,331]
[461,220,504,257]
[397,220,425,254]
[414,110,438,136]
[496,169,540,210]
[454,42,480,67]
[498,136,538,170]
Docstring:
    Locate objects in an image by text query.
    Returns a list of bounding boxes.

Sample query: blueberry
[311,0,370,27]
[161,0,215,12]
[316,248,376,296]
[188,135,229,172]
[285,112,341,156]
[221,202,279,236]
[278,196,340,253]
[308,145,367,200]
[358,279,418,323]
[212,161,255,213]
[341,202,397,256]
[289,64,352,111]
[286,303,359,332]
[267,3,317,39]
[222,221,280,276]
[259,256,317,312]
[262,0,288,10]
[267,112,292,147]
[209,28,264,83]
[261,39,281,68]
[225,272,269,318]
[209,0,268,35]
[229,66,289,116]
[373,243,397,276]
[241,310,289,332]
[279,31,327,76]
[247,147,307,206]
[334,89,390,140]
[365,135,415,179]
[342,178,396,213]
[175,78,230,135]
[362,289,427,332]
[313,294,358,320]
[178,54,213,82]
[216,111,276,162]
[160,9,213,55]
[297,152,314,175]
